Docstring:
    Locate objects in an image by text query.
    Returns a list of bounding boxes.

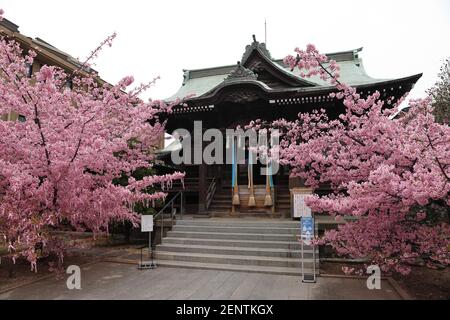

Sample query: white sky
[1,0,449,102]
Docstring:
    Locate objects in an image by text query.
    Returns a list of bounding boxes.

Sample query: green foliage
[428,58,450,125]
[113,166,163,214]
[111,166,165,240]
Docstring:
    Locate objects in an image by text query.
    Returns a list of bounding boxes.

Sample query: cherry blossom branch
[62,33,117,88]
[426,132,450,182]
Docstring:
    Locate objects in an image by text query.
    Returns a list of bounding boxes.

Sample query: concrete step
[209,206,231,210]
[210,205,231,209]
[155,251,317,268]
[228,212,283,217]
[176,219,298,228]
[209,203,230,207]
[167,231,296,242]
[154,260,319,276]
[162,237,302,249]
[208,211,232,215]
[156,243,313,258]
[172,225,300,235]
[274,210,290,215]
[211,199,231,203]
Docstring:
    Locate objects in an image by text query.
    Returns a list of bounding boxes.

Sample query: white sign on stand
[139,214,156,269]
[141,215,154,232]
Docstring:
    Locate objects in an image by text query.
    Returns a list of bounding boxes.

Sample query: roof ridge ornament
[182,69,190,85]
[241,34,272,64]
[224,61,258,82]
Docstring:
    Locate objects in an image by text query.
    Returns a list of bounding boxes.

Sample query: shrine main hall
[159,36,421,217]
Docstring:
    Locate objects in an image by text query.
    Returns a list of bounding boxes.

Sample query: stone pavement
[0,261,403,300]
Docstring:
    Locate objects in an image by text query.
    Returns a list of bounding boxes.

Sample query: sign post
[139,215,156,270]
[292,188,317,283]
[300,215,316,283]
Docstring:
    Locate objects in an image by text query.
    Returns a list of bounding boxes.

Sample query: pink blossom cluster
[254,45,450,274]
[0,31,184,269]
[284,44,341,84]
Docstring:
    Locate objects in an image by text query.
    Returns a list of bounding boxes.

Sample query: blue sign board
[301,217,314,245]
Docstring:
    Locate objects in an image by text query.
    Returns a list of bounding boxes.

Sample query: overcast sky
[1,0,449,102]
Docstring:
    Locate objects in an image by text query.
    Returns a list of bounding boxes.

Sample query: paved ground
[0,261,402,300]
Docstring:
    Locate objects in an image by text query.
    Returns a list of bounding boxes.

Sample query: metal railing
[205,177,217,212]
[154,191,184,243]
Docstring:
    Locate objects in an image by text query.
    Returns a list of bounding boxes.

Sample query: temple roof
[167,38,421,103]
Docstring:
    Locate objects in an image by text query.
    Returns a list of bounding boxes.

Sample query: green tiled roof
[167,47,389,102]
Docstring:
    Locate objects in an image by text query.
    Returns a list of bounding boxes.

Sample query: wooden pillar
[198,162,207,213]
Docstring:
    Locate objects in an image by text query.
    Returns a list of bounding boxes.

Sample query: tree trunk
[8,255,15,278]
[124,221,132,243]
[7,239,16,278]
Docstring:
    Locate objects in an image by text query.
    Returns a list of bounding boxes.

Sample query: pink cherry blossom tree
[0,10,184,272]
[256,45,450,274]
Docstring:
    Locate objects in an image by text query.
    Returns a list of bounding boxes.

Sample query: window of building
[66,78,73,90]
[25,62,33,78]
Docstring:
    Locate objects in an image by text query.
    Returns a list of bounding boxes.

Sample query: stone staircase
[275,185,290,213]
[155,219,319,276]
[208,188,231,213]
[274,174,290,213]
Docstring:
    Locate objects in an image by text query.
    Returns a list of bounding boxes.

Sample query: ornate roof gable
[239,35,315,88]
[224,61,258,82]
[241,35,272,64]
